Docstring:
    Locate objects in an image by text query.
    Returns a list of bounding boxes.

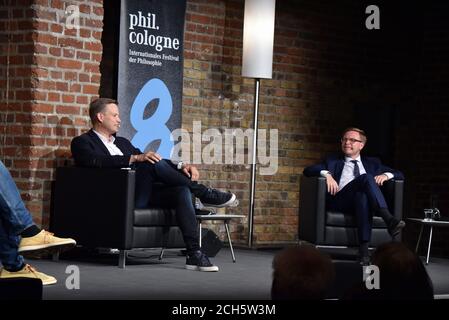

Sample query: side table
[196,214,245,263]
[407,217,449,264]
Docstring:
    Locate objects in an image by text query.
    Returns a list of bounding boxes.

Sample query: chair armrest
[50,167,135,249]
[381,179,404,220]
[298,176,327,244]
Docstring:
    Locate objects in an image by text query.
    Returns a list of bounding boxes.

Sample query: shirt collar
[93,130,115,144]
[345,155,362,163]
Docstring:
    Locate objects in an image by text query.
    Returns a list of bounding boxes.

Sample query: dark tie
[351,160,360,177]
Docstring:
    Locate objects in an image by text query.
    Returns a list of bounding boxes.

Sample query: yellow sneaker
[19,230,76,254]
[0,264,57,285]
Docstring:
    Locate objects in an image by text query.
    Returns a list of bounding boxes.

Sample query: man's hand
[374,174,389,186]
[131,152,162,164]
[142,151,162,164]
[325,174,339,195]
[182,164,199,181]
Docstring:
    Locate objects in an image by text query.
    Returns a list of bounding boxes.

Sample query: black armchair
[298,176,404,248]
[50,167,185,268]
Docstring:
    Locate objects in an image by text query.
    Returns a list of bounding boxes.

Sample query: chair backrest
[51,167,185,253]
[51,167,136,248]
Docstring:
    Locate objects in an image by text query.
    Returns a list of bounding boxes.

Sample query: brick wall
[0,1,35,216]
[0,0,103,227]
[183,0,308,245]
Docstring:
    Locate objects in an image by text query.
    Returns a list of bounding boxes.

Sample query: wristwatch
[177,161,184,170]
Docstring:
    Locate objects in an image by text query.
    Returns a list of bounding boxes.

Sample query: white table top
[407,217,449,227]
[196,214,245,221]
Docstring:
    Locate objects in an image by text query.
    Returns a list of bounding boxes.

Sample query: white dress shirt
[338,156,366,190]
[93,130,124,156]
[320,155,393,192]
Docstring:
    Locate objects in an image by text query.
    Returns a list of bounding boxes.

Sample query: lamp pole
[241,0,276,248]
[248,78,260,248]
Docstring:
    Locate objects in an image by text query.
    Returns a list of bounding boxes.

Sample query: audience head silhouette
[271,245,334,300]
[370,241,434,300]
[344,241,434,300]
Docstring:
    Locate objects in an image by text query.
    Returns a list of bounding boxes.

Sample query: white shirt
[320,156,393,191]
[93,130,124,156]
[337,156,366,190]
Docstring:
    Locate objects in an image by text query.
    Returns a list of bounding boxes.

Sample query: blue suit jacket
[303,154,404,184]
[71,129,179,174]
[71,129,142,168]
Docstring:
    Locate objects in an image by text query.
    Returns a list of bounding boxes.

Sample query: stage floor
[13,247,449,300]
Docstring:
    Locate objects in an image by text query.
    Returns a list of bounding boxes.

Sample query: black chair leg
[118,250,127,268]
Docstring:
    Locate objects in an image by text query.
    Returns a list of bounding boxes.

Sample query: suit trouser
[133,160,208,252]
[327,174,388,243]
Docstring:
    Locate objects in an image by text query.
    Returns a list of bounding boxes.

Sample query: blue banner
[117,0,186,158]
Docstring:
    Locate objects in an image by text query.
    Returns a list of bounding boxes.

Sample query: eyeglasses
[341,137,362,144]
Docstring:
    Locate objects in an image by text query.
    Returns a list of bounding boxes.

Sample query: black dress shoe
[388,220,406,237]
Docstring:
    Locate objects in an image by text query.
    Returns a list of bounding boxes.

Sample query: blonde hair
[342,127,367,143]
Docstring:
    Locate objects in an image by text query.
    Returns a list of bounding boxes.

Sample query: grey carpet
[32,248,275,300]
[10,247,449,300]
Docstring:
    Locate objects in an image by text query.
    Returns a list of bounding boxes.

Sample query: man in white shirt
[303,127,405,265]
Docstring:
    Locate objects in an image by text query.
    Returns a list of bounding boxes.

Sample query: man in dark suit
[303,127,405,265]
[71,98,239,272]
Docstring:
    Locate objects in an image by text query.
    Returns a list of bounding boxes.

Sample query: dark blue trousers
[132,160,208,252]
[327,174,388,243]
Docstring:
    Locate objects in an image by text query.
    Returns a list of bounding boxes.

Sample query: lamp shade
[242,0,276,79]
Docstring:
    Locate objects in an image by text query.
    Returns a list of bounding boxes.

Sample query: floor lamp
[241,0,276,248]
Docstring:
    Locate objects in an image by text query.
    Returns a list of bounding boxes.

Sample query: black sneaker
[195,209,216,216]
[388,219,406,237]
[185,250,219,272]
[199,188,239,208]
[358,255,371,266]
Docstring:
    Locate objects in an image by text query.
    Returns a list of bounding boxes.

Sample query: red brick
[79,28,91,38]
[190,14,211,25]
[85,19,103,29]
[32,104,54,113]
[35,33,57,45]
[56,105,80,115]
[62,94,75,103]
[84,42,102,51]
[83,62,99,73]
[64,71,77,81]
[49,47,61,56]
[76,51,90,60]
[78,73,89,82]
[33,20,48,31]
[76,95,88,104]
[82,84,99,94]
[47,92,60,102]
[31,67,48,78]
[50,23,63,33]
[56,59,82,69]
[58,37,83,49]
